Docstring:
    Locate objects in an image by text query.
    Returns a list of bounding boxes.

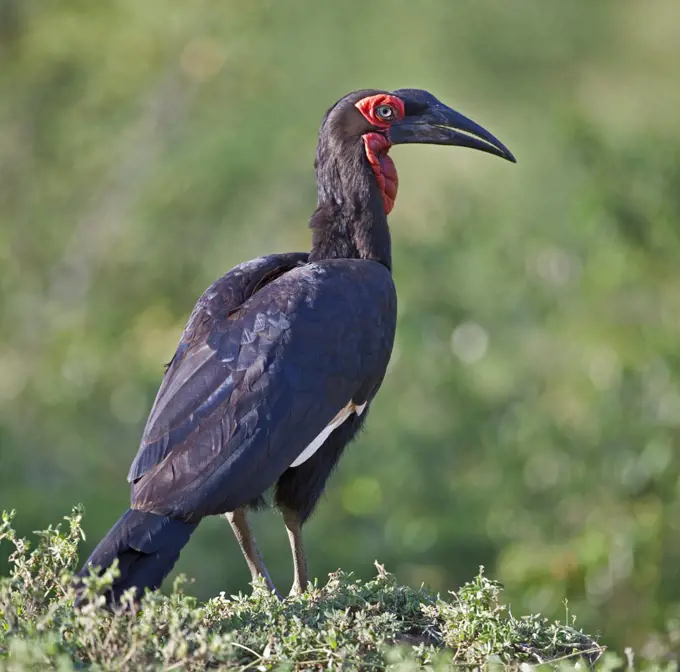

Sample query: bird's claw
[287,583,306,598]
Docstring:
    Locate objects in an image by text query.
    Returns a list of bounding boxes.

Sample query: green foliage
[0,509,609,670]
[2,0,680,658]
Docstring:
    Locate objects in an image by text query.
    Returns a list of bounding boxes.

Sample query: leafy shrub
[0,507,610,670]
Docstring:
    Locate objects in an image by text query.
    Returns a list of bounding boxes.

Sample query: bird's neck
[308,135,392,270]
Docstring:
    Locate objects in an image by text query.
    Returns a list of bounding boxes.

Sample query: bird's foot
[288,582,305,598]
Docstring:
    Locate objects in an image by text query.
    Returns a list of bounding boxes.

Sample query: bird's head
[318,88,515,214]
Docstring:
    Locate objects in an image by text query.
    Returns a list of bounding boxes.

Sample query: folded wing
[127,257,396,522]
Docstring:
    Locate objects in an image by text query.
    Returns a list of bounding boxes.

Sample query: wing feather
[128,253,307,482]
[128,258,396,522]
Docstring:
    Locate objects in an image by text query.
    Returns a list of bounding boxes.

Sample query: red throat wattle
[362,133,398,214]
[354,93,405,215]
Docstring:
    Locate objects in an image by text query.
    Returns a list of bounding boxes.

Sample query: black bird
[76,89,515,604]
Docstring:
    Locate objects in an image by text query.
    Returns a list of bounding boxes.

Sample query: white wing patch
[290,401,367,468]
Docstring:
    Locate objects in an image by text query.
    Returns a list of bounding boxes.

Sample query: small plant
[0,508,605,670]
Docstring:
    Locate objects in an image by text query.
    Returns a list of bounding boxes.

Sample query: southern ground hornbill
[77,88,515,604]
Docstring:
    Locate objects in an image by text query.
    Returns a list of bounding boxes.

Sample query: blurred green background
[2,0,680,655]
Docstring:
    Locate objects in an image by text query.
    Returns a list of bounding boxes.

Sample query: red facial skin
[362,133,398,214]
[354,94,405,215]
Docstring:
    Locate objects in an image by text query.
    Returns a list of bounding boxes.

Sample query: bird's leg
[282,508,308,596]
[225,508,279,597]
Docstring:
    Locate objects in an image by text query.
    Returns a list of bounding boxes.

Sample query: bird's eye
[375,105,395,120]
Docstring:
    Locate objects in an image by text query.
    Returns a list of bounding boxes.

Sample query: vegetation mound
[0,507,606,670]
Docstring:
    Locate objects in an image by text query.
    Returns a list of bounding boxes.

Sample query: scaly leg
[282,508,308,596]
[225,508,279,597]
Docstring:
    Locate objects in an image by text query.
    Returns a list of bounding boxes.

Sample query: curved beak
[388,101,516,163]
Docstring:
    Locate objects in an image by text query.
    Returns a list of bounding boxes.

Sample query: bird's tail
[75,509,197,606]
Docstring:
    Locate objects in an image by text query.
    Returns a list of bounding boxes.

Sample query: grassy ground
[0,507,651,670]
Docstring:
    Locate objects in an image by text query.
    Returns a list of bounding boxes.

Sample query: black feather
[76,509,197,606]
